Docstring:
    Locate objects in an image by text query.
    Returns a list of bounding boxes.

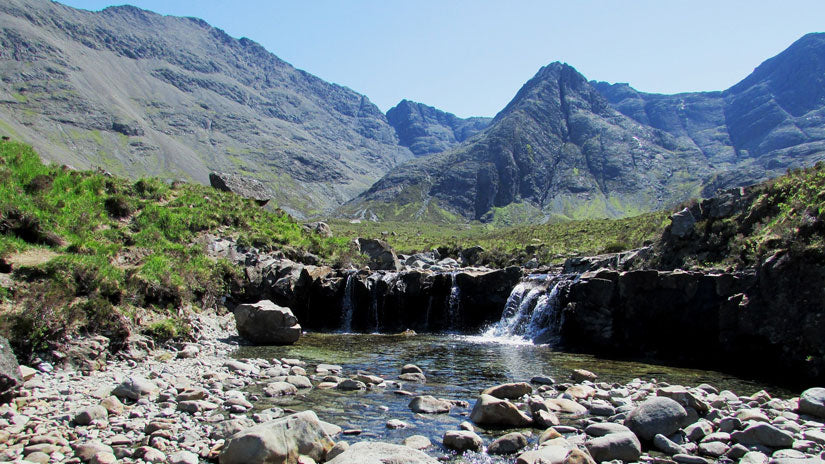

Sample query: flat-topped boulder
[234,300,301,345]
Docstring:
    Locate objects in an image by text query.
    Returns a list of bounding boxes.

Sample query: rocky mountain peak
[386,99,491,157]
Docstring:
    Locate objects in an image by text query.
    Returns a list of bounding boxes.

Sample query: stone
[654,433,687,455]
[586,432,642,462]
[169,450,200,464]
[134,446,166,463]
[483,382,533,399]
[356,238,401,271]
[531,375,555,385]
[658,386,710,413]
[571,369,598,382]
[19,365,36,381]
[673,454,710,464]
[178,400,219,413]
[99,396,123,415]
[112,376,158,401]
[74,442,114,462]
[585,422,633,437]
[670,207,696,238]
[326,442,349,460]
[209,172,271,204]
[409,395,451,414]
[234,300,302,345]
[264,382,299,397]
[401,364,423,374]
[25,452,51,464]
[698,441,729,457]
[684,420,714,442]
[470,394,532,427]
[739,451,770,464]
[799,388,825,418]
[625,396,689,441]
[545,398,588,415]
[403,435,432,450]
[287,375,313,389]
[336,379,367,391]
[516,446,578,464]
[304,222,332,238]
[74,405,108,425]
[731,423,794,448]
[386,419,409,429]
[533,409,561,427]
[90,452,117,464]
[0,336,21,399]
[737,408,770,422]
[326,441,439,464]
[399,373,426,383]
[443,430,484,453]
[219,411,334,464]
[488,432,529,455]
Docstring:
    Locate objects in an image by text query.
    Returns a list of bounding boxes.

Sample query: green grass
[0,140,352,356]
[329,210,669,267]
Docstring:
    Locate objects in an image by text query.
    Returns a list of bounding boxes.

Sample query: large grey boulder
[219,411,333,464]
[234,300,301,345]
[470,394,532,427]
[0,336,21,401]
[586,432,642,462]
[670,208,697,238]
[798,388,825,418]
[488,432,529,455]
[209,172,271,205]
[326,441,439,464]
[356,238,401,271]
[625,397,688,441]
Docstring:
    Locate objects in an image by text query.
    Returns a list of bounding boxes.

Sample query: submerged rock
[326,441,438,464]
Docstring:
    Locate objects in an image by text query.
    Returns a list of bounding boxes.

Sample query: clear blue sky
[60,0,825,118]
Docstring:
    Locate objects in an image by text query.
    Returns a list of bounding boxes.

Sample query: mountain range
[348,33,825,223]
[1,0,824,222]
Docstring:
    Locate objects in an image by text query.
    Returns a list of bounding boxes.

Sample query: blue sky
[61,0,825,118]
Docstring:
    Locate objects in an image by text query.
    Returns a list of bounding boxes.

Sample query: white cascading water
[481,274,572,344]
[447,272,461,328]
[340,272,356,333]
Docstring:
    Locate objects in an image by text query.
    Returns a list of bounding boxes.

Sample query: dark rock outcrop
[356,238,401,271]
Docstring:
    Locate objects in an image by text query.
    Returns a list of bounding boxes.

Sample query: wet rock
[326,441,439,463]
[443,430,484,453]
[386,419,409,429]
[732,423,794,448]
[234,300,302,345]
[533,409,561,427]
[531,375,555,385]
[586,431,642,462]
[799,388,825,418]
[625,396,689,441]
[403,435,432,450]
[409,395,451,414]
[572,369,598,382]
[336,379,367,391]
[401,364,423,374]
[264,381,299,396]
[399,373,426,383]
[483,382,533,399]
[470,394,532,427]
[488,432,529,455]
[220,411,333,464]
[111,376,157,401]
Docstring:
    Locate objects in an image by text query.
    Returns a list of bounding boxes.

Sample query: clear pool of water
[233,333,792,462]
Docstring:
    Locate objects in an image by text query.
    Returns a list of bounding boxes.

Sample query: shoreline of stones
[1,313,825,464]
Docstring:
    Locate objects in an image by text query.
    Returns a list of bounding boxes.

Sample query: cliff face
[386,100,491,157]
[0,0,412,216]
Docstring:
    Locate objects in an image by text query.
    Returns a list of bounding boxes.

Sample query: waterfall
[447,272,461,328]
[481,274,575,343]
[340,272,356,333]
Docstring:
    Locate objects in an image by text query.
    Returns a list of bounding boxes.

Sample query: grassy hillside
[0,140,351,357]
[330,211,669,267]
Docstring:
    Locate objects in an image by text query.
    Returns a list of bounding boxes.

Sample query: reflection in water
[234,334,790,462]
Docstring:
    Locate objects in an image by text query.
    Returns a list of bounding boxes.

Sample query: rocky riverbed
[1,314,825,464]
